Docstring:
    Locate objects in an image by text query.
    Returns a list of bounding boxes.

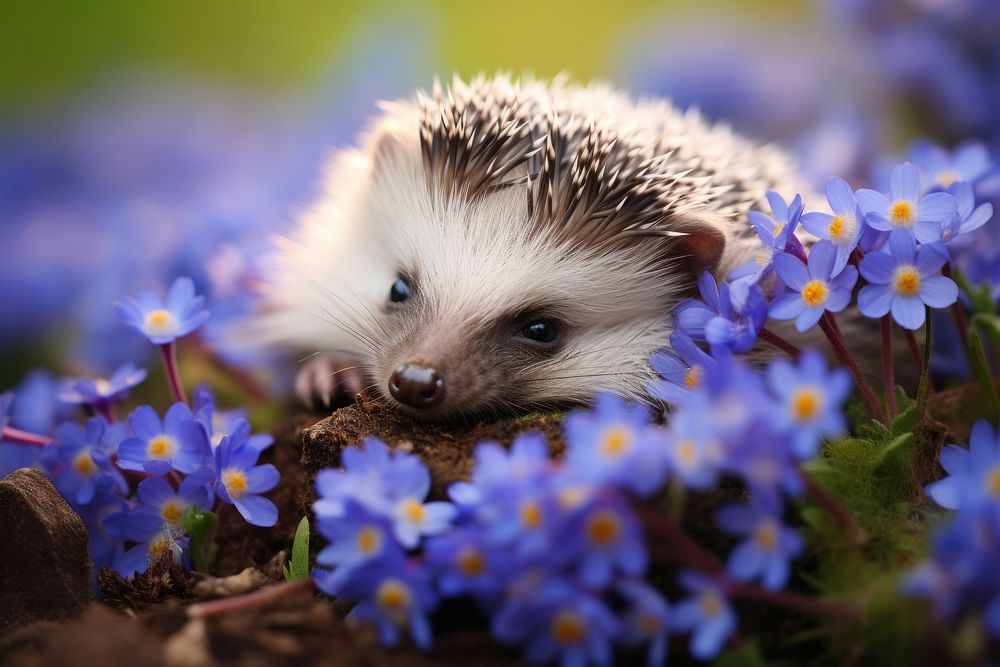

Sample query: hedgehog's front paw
[294,355,364,410]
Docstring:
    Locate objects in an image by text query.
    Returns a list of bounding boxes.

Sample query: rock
[0,467,94,634]
[191,567,267,599]
[300,392,567,498]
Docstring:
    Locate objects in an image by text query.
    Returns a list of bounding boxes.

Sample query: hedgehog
[254,74,819,420]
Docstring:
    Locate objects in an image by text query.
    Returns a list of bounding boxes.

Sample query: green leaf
[284,516,311,581]
[874,432,914,476]
[890,405,920,436]
[181,505,218,573]
[712,640,767,667]
[894,386,913,412]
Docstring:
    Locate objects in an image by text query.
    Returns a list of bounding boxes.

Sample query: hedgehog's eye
[389,277,412,304]
[519,319,559,344]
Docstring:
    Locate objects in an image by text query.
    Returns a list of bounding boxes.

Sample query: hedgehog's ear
[665,213,727,276]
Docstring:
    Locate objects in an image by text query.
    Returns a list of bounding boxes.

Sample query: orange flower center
[893,266,921,297]
[551,610,585,645]
[586,509,621,547]
[890,200,915,227]
[801,280,829,308]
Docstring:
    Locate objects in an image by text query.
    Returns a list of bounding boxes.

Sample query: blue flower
[618,580,671,667]
[731,191,805,285]
[663,395,723,489]
[671,571,737,660]
[675,272,766,353]
[492,577,619,667]
[115,276,210,344]
[193,385,273,452]
[908,139,996,193]
[766,349,851,459]
[857,230,959,329]
[214,424,279,527]
[77,494,128,575]
[556,491,648,588]
[313,499,406,592]
[110,509,188,577]
[800,177,864,273]
[135,470,214,525]
[47,416,128,506]
[57,363,147,406]
[564,393,666,496]
[716,499,803,590]
[856,162,958,244]
[650,331,717,405]
[722,421,804,500]
[925,420,1000,510]
[939,180,994,247]
[117,403,211,474]
[425,526,507,602]
[770,241,858,332]
[328,558,437,650]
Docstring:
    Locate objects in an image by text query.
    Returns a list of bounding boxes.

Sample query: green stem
[915,309,932,419]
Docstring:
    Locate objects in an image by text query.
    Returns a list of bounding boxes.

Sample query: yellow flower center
[684,365,703,389]
[773,223,784,238]
[398,498,425,524]
[586,509,621,547]
[73,449,97,477]
[987,468,1000,497]
[557,485,588,510]
[94,379,112,395]
[893,266,921,297]
[801,280,829,308]
[147,435,177,460]
[639,613,662,636]
[755,520,779,550]
[356,525,382,555]
[890,200,915,228]
[676,440,697,466]
[161,501,184,524]
[828,215,845,241]
[375,579,411,612]
[520,500,543,530]
[936,169,960,189]
[700,591,723,618]
[143,309,178,336]
[600,425,632,458]
[791,387,822,422]
[222,468,249,500]
[551,610,585,645]
[457,547,486,577]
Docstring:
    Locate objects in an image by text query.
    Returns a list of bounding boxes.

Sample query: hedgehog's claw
[294,355,363,413]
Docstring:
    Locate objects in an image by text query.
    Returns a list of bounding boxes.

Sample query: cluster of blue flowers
[905,420,1000,639]
[0,277,279,581]
[312,345,851,664]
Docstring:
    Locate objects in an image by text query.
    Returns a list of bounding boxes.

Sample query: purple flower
[564,393,666,496]
[214,423,279,527]
[556,491,648,588]
[115,276,210,344]
[770,242,858,332]
[57,363,147,406]
[135,470,214,525]
[193,385,273,452]
[731,191,806,284]
[650,331,717,405]
[716,499,803,590]
[663,395,724,489]
[940,181,994,246]
[675,272,766,353]
[925,420,1000,510]
[117,403,211,474]
[908,139,995,193]
[857,230,959,329]
[856,162,957,244]
[313,499,406,592]
[48,416,128,506]
[110,509,188,577]
[493,577,619,667]
[425,526,506,602]
[800,177,864,273]
[618,580,671,667]
[766,349,851,459]
[671,571,736,660]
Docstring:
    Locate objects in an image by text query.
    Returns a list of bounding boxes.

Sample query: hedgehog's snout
[388,362,445,409]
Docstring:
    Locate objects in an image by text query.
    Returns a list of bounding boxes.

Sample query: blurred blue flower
[650,331,717,406]
[115,276,210,345]
[135,469,214,525]
[556,491,647,589]
[925,420,1000,510]
[858,230,958,329]
[425,526,506,602]
[766,349,851,459]
[716,499,803,590]
[939,181,993,247]
[118,403,211,474]
[618,580,671,667]
[801,177,864,273]
[770,242,859,333]
[663,395,723,489]
[856,162,957,244]
[908,140,996,194]
[110,509,188,577]
[57,363,147,406]
[214,424,279,527]
[671,571,736,661]
[47,416,128,507]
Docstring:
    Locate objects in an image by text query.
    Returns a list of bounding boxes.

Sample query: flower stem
[186,578,314,619]
[635,502,724,575]
[818,312,887,424]
[799,468,867,546]
[759,327,802,358]
[903,329,925,379]
[942,264,970,351]
[1,426,53,447]
[881,316,898,419]
[915,308,933,418]
[726,582,861,622]
[95,400,117,423]
[159,342,188,405]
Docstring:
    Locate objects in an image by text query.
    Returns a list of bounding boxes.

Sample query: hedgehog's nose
[388,363,445,409]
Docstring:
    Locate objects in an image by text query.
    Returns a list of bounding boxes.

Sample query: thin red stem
[881,316,898,418]
[758,327,802,358]
[159,342,188,406]
[903,329,925,378]
[819,312,887,424]
[942,264,970,351]
[800,468,867,546]
[726,582,861,621]
[636,503,724,575]
[186,578,314,619]
[95,400,117,423]
[1,426,53,447]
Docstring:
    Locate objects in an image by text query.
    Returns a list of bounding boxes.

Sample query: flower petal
[919,276,958,308]
[773,253,810,291]
[891,295,926,330]
[892,163,921,202]
[857,284,894,318]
